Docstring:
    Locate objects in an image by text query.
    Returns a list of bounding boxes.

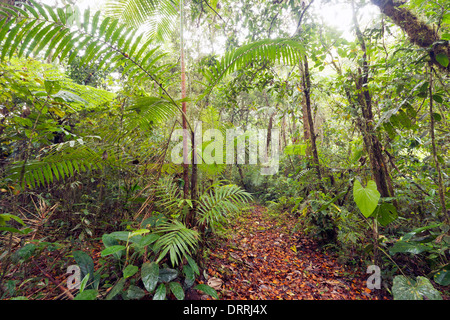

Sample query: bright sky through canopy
[42,0,380,56]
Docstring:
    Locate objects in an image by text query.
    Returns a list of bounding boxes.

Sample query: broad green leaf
[169,281,185,300]
[138,233,160,247]
[432,112,442,121]
[353,180,381,218]
[436,53,449,68]
[91,10,101,34]
[193,284,218,299]
[79,273,90,292]
[183,265,195,288]
[126,285,146,300]
[0,226,22,233]
[432,94,443,104]
[13,243,36,261]
[83,7,90,32]
[57,7,66,24]
[108,231,131,241]
[141,262,159,292]
[158,267,178,283]
[0,213,25,226]
[43,3,59,22]
[28,0,48,19]
[153,283,166,300]
[373,203,398,227]
[392,275,442,300]
[72,250,94,285]
[100,245,126,257]
[98,16,111,37]
[130,229,150,238]
[74,289,97,300]
[389,241,432,255]
[106,278,126,300]
[186,255,200,276]
[434,266,450,286]
[401,223,442,241]
[123,265,139,279]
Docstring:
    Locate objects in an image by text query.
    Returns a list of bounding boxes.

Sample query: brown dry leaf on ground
[204,205,390,300]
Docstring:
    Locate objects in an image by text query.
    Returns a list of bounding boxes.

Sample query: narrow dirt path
[204,204,388,300]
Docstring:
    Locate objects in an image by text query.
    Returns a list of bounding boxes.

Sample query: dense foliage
[0,0,449,300]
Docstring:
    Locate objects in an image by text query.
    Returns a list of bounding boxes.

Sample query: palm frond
[199,38,305,100]
[6,137,104,188]
[126,96,180,129]
[198,183,252,229]
[152,176,182,215]
[0,0,177,106]
[104,0,179,42]
[153,219,199,266]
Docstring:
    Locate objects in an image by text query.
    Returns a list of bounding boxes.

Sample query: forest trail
[203,204,387,300]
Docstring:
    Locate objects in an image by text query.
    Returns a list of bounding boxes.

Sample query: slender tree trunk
[180,0,189,199]
[300,57,321,181]
[179,0,199,229]
[189,130,198,228]
[428,66,448,222]
[353,3,393,199]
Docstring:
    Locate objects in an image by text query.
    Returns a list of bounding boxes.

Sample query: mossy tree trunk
[371,0,450,72]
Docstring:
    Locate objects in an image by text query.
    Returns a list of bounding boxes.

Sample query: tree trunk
[428,66,448,222]
[300,57,321,182]
[353,4,393,199]
[180,2,189,200]
[371,0,450,72]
